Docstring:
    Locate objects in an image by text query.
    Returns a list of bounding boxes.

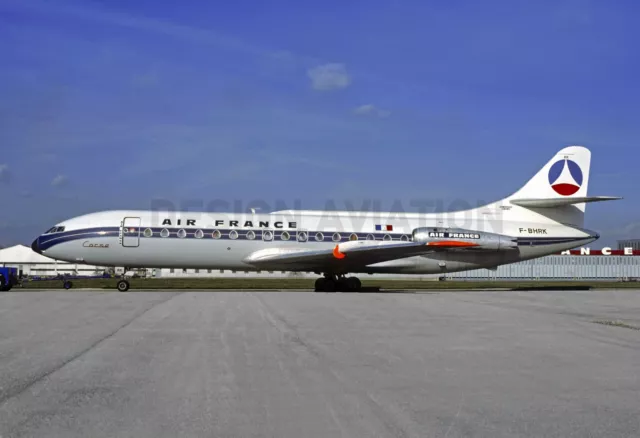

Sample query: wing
[242,239,480,272]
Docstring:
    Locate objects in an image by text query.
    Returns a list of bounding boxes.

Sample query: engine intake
[412,227,517,251]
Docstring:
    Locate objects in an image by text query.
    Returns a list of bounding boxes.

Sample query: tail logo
[548,159,583,196]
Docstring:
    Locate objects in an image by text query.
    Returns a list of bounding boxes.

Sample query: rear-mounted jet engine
[412,227,518,251]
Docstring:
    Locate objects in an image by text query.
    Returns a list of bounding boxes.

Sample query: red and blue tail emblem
[548,159,582,196]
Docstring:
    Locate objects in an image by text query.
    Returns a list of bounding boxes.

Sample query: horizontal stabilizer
[510,196,622,208]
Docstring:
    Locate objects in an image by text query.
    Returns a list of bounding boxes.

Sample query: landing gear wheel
[117,280,130,292]
[314,277,326,292]
[63,280,73,290]
[323,279,336,293]
[346,277,362,292]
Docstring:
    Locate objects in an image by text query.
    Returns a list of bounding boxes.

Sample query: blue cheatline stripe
[38,231,119,251]
[37,226,592,251]
[38,227,410,251]
[38,227,119,245]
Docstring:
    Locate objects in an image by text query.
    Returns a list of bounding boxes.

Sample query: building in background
[618,239,640,251]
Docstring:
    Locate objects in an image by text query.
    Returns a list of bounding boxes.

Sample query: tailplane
[510,196,621,208]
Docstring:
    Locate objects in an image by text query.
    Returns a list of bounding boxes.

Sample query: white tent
[0,245,58,264]
[0,245,101,276]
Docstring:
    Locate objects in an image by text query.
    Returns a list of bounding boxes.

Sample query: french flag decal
[375,224,394,231]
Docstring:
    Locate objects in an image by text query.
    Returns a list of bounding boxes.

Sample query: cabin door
[121,217,141,247]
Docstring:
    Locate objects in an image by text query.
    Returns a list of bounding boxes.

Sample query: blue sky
[0,0,639,246]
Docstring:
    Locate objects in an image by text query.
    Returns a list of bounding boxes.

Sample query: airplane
[31,146,621,292]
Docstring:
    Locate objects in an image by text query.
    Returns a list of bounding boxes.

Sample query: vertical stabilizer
[502,146,592,226]
[508,146,591,210]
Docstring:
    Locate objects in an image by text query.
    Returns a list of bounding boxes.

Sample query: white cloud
[353,104,391,118]
[5,1,419,98]
[0,164,10,183]
[51,174,68,187]
[307,63,351,91]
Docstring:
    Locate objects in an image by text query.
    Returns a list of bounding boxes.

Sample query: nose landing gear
[116,267,130,292]
[117,279,130,292]
[314,274,362,292]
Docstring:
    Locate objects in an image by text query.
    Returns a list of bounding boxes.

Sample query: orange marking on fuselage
[426,241,479,247]
[333,245,346,259]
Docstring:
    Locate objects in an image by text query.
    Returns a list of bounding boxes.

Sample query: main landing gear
[314,274,362,293]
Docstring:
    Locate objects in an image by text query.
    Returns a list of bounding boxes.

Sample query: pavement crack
[249,292,418,438]
[0,292,183,406]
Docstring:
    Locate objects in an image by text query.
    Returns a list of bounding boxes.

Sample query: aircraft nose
[31,237,42,254]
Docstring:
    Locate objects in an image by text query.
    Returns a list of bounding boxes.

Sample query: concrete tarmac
[0,289,639,438]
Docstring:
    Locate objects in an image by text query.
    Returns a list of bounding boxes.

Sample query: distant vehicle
[30,146,621,292]
[0,267,19,291]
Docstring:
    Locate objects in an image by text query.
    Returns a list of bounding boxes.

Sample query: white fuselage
[32,205,598,275]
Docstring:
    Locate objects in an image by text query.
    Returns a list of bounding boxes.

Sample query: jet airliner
[30,146,620,292]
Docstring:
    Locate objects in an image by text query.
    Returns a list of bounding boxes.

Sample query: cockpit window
[44,226,65,234]
[56,226,65,233]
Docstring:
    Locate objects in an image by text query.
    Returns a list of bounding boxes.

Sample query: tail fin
[504,146,620,226]
[508,145,591,205]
